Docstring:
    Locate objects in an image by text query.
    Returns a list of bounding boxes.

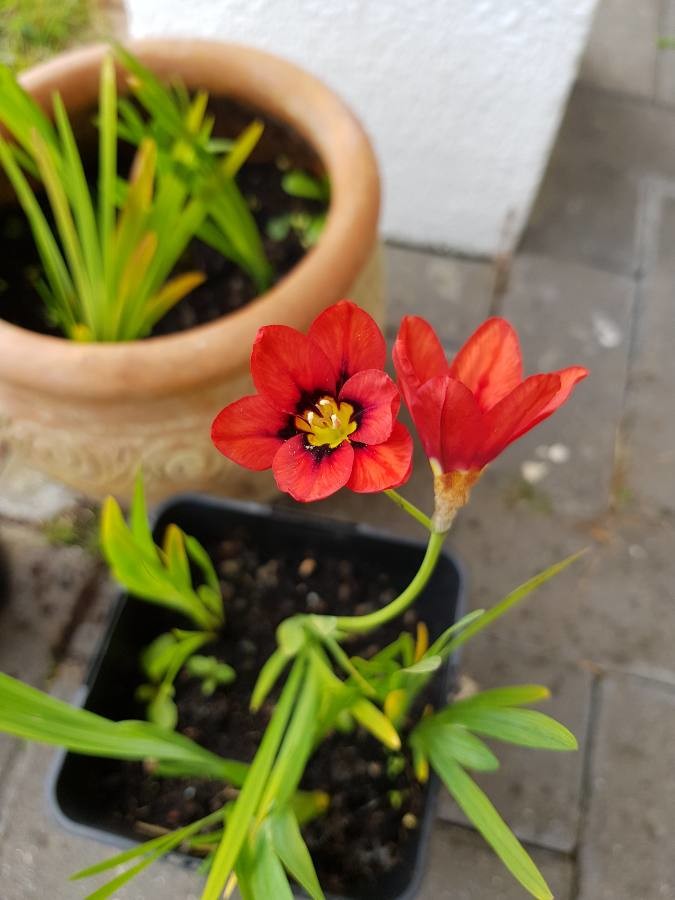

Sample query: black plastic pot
[49,495,464,900]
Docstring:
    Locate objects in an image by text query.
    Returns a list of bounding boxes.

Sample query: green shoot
[0,671,246,783]
[114,45,273,292]
[100,473,224,632]
[185,654,236,696]
[267,169,329,249]
[0,54,208,341]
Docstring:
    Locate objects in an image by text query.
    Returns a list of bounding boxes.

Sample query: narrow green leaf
[442,551,588,657]
[221,119,264,178]
[440,707,578,752]
[270,809,325,900]
[238,827,294,900]
[419,721,500,772]
[352,698,401,751]
[201,659,305,900]
[429,753,553,900]
[251,648,290,711]
[449,685,552,711]
[281,171,329,202]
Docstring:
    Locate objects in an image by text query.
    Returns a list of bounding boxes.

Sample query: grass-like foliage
[0,48,273,340]
[0,54,213,340]
[100,473,224,632]
[0,0,94,72]
[115,46,273,292]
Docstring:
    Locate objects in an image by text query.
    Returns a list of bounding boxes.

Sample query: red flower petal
[449,317,523,411]
[406,374,450,464]
[480,373,563,464]
[272,434,354,502]
[438,377,486,472]
[537,366,589,419]
[340,369,400,444]
[308,300,386,385]
[211,395,289,471]
[251,325,337,414]
[347,422,413,493]
[393,316,448,412]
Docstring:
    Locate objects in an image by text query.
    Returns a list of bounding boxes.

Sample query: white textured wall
[126,0,598,257]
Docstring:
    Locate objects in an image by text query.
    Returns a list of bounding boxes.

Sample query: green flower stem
[336,530,447,635]
[384,489,433,531]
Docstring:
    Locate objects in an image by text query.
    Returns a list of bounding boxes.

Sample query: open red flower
[212,301,413,502]
[393,316,588,528]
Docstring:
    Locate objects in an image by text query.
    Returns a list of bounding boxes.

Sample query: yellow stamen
[295,396,357,449]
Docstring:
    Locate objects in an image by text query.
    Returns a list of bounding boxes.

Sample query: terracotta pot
[0,39,382,502]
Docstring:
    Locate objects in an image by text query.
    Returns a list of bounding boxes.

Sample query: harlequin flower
[393,316,588,530]
[212,301,413,502]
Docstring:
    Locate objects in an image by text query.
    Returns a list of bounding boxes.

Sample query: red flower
[393,316,588,527]
[212,301,413,502]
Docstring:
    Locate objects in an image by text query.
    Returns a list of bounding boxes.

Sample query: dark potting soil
[87,526,436,898]
[0,96,326,338]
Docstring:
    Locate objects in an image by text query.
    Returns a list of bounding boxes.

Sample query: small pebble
[403,609,418,626]
[183,786,197,800]
[402,813,418,830]
[221,559,241,577]
[306,591,325,612]
[367,761,383,778]
[298,557,317,578]
[337,583,351,603]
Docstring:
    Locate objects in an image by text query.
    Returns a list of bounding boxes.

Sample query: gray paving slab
[552,82,675,184]
[579,0,660,99]
[419,822,574,900]
[449,477,675,675]
[577,673,675,900]
[0,523,99,685]
[438,640,592,854]
[384,244,495,347]
[655,1,675,105]
[522,95,640,276]
[0,742,202,900]
[495,253,633,520]
[0,455,80,522]
[0,524,100,787]
[623,184,675,515]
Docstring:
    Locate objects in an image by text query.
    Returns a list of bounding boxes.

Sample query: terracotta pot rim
[0,38,380,399]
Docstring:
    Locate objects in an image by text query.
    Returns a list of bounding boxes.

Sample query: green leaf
[201,659,305,900]
[281,170,329,202]
[440,706,578,752]
[130,471,157,557]
[270,809,325,900]
[237,827,294,900]
[0,672,246,784]
[162,524,192,590]
[147,685,178,730]
[72,806,224,894]
[351,698,401,751]
[429,752,553,900]
[402,655,442,675]
[426,609,486,657]
[441,551,588,658]
[417,721,499,772]
[251,648,290,711]
[276,618,307,657]
[141,632,180,682]
[449,685,551,710]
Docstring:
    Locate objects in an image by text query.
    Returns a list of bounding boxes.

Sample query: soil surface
[0,96,326,338]
[81,524,442,899]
